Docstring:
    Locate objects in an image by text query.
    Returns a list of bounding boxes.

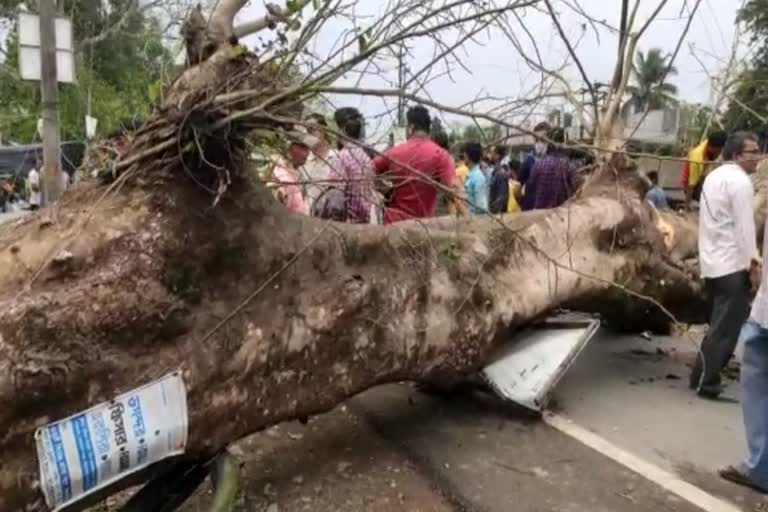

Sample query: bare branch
[558,0,618,37]
[636,0,669,40]
[542,0,599,126]
[600,31,639,145]
[233,0,313,38]
[309,85,537,137]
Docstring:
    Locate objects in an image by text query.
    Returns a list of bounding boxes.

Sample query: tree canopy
[0,0,174,143]
[448,123,503,146]
[723,0,768,133]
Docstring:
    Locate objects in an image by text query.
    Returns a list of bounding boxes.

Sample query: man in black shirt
[488,145,510,214]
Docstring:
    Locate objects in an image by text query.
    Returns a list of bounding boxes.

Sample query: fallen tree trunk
[0,152,705,510]
[0,3,709,507]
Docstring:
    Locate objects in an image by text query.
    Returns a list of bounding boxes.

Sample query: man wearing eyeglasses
[692,132,763,399]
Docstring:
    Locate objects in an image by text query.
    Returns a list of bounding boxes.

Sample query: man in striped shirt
[692,132,762,399]
[322,107,376,223]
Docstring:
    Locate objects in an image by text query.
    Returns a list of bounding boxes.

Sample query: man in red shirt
[373,106,466,223]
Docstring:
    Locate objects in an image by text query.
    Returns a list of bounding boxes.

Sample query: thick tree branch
[612,0,630,90]
[600,32,638,147]
[605,0,640,114]
[232,0,313,39]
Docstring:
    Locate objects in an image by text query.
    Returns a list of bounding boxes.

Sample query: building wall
[634,156,683,189]
[623,109,680,146]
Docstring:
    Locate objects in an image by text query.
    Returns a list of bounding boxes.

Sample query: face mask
[534,142,547,156]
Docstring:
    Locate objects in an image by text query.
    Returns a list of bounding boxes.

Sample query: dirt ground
[180,404,452,512]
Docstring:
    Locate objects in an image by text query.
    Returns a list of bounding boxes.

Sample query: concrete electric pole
[38,0,62,205]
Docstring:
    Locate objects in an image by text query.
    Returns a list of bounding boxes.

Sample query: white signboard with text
[17,12,75,83]
[35,372,188,511]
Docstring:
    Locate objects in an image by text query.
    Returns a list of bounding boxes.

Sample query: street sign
[17,12,75,83]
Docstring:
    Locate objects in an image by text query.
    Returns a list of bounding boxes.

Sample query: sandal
[719,465,768,494]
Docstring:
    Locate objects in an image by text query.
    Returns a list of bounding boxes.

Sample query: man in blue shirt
[464,142,488,214]
[644,171,669,210]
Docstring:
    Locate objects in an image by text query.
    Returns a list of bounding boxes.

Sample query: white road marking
[544,412,743,512]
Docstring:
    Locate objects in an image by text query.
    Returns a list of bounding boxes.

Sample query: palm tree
[626,48,679,114]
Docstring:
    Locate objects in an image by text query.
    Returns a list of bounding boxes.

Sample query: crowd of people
[450,124,581,215]
[268,107,587,223]
[0,165,71,213]
[269,105,468,223]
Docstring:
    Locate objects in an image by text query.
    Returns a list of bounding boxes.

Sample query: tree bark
[0,150,704,510]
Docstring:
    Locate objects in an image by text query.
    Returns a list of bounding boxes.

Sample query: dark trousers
[690,270,751,390]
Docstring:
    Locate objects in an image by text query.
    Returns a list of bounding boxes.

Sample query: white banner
[35,372,188,511]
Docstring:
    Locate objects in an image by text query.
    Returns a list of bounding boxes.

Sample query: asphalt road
[170,330,766,512]
[0,209,31,225]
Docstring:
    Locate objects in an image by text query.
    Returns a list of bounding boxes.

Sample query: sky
[238,0,744,140]
[0,0,744,141]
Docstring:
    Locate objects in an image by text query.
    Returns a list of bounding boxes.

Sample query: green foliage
[286,0,302,12]
[723,68,768,132]
[438,238,461,261]
[448,123,502,146]
[626,48,678,113]
[655,143,683,157]
[678,102,716,145]
[739,0,768,62]
[723,0,768,132]
[0,0,173,142]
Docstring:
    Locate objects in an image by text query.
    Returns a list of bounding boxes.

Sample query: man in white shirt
[301,114,336,215]
[692,132,762,399]
[60,169,69,192]
[27,167,41,210]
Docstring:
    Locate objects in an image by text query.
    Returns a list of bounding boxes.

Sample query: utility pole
[38,0,62,206]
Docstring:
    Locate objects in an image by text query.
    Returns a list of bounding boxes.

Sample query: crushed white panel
[482,319,600,411]
[35,372,188,511]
